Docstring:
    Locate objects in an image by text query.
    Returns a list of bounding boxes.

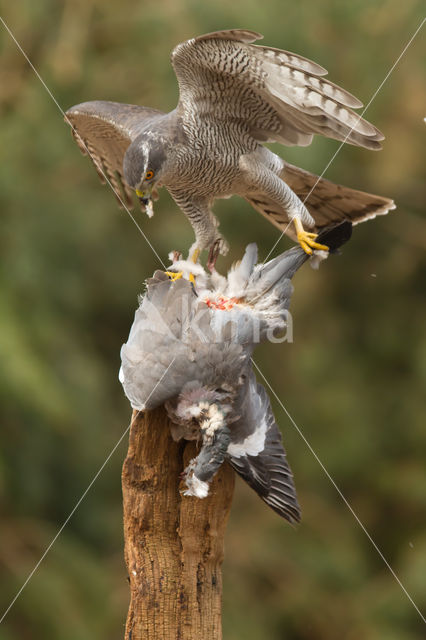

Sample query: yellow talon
[165,271,183,282]
[165,270,197,285]
[293,218,329,255]
[191,248,200,264]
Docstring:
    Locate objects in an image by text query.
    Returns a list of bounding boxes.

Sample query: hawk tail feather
[283,162,395,230]
[246,162,394,239]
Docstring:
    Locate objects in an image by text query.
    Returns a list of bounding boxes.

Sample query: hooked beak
[135,189,150,205]
[136,189,154,218]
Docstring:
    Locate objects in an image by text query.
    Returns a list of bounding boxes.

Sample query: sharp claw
[309,240,329,251]
[294,217,329,255]
[165,270,197,284]
[299,241,313,255]
[297,230,329,255]
[165,271,183,282]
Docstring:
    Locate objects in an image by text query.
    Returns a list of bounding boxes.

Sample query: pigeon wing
[227,368,300,524]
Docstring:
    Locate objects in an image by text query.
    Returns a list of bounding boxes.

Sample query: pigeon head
[123,134,167,212]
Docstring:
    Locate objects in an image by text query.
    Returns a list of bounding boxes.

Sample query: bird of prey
[66,29,394,267]
[119,222,352,523]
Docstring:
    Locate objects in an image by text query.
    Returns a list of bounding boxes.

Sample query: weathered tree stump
[122,407,235,639]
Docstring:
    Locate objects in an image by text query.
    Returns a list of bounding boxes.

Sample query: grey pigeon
[66,30,393,266]
[120,223,351,523]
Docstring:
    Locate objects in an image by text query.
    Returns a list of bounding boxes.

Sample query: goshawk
[66,29,393,264]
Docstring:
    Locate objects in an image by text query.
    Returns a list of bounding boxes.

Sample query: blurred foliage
[0,1,425,638]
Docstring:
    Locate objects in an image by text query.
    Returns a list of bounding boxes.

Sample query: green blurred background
[0,1,425,638]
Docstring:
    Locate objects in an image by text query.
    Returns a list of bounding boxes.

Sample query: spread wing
[171,29,384,150]
[226,368,300,524]
[65,101,165,208]
[246,162,395,238]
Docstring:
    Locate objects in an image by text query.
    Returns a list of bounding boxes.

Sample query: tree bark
[122,407,235,640]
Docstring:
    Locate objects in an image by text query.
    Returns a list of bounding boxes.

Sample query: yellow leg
[294,217,329,255]
[191,248,200,264]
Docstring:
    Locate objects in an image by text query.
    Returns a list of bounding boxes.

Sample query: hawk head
[123,134,167,213]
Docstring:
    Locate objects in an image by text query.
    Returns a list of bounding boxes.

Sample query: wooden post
[122,407,235,640]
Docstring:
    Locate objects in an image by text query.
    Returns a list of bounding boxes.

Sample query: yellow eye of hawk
[145,170,154,180]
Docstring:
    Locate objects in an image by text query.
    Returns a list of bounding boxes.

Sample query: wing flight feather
[65,101,165,208]
[172,29,384,150]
